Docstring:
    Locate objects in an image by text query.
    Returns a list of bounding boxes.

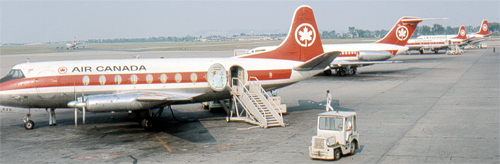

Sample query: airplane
[468,20,492,39]
[242,17,426,76]
[416,20,492,40]
[406,25,469,54]
[0,5,339,130]
[58,37,85,49]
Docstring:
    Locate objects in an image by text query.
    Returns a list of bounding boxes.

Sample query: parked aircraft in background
[0,5,339,130]
[417,20,492,40]
[57,37,85,49]
[406,25,469,54]
[468,20,492,39]
[243,17,427,76]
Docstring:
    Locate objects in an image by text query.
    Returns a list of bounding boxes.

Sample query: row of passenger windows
[81,73,198,86]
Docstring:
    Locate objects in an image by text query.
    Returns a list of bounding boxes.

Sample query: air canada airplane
[0,5,339,130]
[416,20,492,39]
[244,17,427,76]
[406,25,469,54]
[60,37,84,49]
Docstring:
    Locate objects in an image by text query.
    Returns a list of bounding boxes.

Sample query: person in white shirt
[326,90,334,111]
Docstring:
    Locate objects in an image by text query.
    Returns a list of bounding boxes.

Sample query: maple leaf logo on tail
[295,23,316,47]
[482,23,488,32]
[396,26,409,41]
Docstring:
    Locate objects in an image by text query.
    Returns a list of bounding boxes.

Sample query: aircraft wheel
[24,120,34,130]
[337,70,346,76]
[434,50,439,54]
[419,49,424,54]
[141,118,154,130]
[352,68,357,74]
[334,148,341,160]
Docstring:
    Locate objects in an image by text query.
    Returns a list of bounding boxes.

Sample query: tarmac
[0,43,498,163]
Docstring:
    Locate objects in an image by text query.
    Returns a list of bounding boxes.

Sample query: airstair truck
[309,111,359,160]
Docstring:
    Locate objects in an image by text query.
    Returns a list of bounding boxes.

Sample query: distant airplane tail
[375,17,423,46]
[238,5,324,62]
[476,20,489,35]
[73,37,76,44]
[452,26,467,39]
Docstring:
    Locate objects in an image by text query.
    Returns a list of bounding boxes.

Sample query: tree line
[86,23,499,43]
[321,22,499,39]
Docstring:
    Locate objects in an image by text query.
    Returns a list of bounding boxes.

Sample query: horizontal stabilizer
[294,51,341,71]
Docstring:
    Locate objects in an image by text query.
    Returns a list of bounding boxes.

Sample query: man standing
[326,90,334,111]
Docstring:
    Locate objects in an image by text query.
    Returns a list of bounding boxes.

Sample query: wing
[68,91,204,112]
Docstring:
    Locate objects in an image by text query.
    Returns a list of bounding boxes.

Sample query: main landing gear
[137,106,166,131]
[323,67,357,76]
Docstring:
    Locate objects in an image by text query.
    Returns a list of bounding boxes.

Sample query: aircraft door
[230,66,247,87]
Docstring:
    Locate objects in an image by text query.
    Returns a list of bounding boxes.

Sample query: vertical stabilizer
[238,5,324,62]
[375,17,423,46]
[452,26,467,39]
[475,20,489,35]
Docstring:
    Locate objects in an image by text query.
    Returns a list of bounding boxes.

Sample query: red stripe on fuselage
[0,69,293,91]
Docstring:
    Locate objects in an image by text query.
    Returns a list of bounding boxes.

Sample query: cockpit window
[0,69,25,83]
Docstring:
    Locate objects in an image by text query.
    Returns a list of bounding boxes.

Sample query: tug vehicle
[309,111,359,160]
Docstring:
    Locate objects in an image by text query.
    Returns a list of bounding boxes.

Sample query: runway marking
[155,134,172,152]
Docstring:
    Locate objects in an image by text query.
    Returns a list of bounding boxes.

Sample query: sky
[2,0,499,43]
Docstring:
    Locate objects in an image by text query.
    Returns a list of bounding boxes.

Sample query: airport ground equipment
[309,111,359,160]
[446,45,464,55]
[227,77,286,129]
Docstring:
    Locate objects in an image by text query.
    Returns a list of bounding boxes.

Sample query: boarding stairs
[229,77,286,129]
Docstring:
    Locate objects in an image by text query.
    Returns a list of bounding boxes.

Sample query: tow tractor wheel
[333,148,341,160]
[24,120,34,130]
[350,141,357,155]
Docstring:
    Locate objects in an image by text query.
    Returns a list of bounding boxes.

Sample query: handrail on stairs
[232,77,268,126]
[247,77,283,118]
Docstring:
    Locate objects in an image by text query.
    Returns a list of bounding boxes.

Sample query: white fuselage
[0,57,320,108]
[323,43,408,62]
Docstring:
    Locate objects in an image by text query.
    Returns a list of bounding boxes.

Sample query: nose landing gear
[23,113,34,130]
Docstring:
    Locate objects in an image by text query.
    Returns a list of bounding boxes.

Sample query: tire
[25,120,34,130]
[350,141,357,155]
[141,118,153,129]
[338,70,346,76]
[334,148,341,160]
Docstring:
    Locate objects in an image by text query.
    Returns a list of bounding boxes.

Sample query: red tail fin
[452,26,467,39]
[239,5,323,62]
[375,17,423,46]
[476,20,489,35]
[74,37,76,44]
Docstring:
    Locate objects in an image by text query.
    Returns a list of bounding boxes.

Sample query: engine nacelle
[68,94,161,112]
[357,51,393,61]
